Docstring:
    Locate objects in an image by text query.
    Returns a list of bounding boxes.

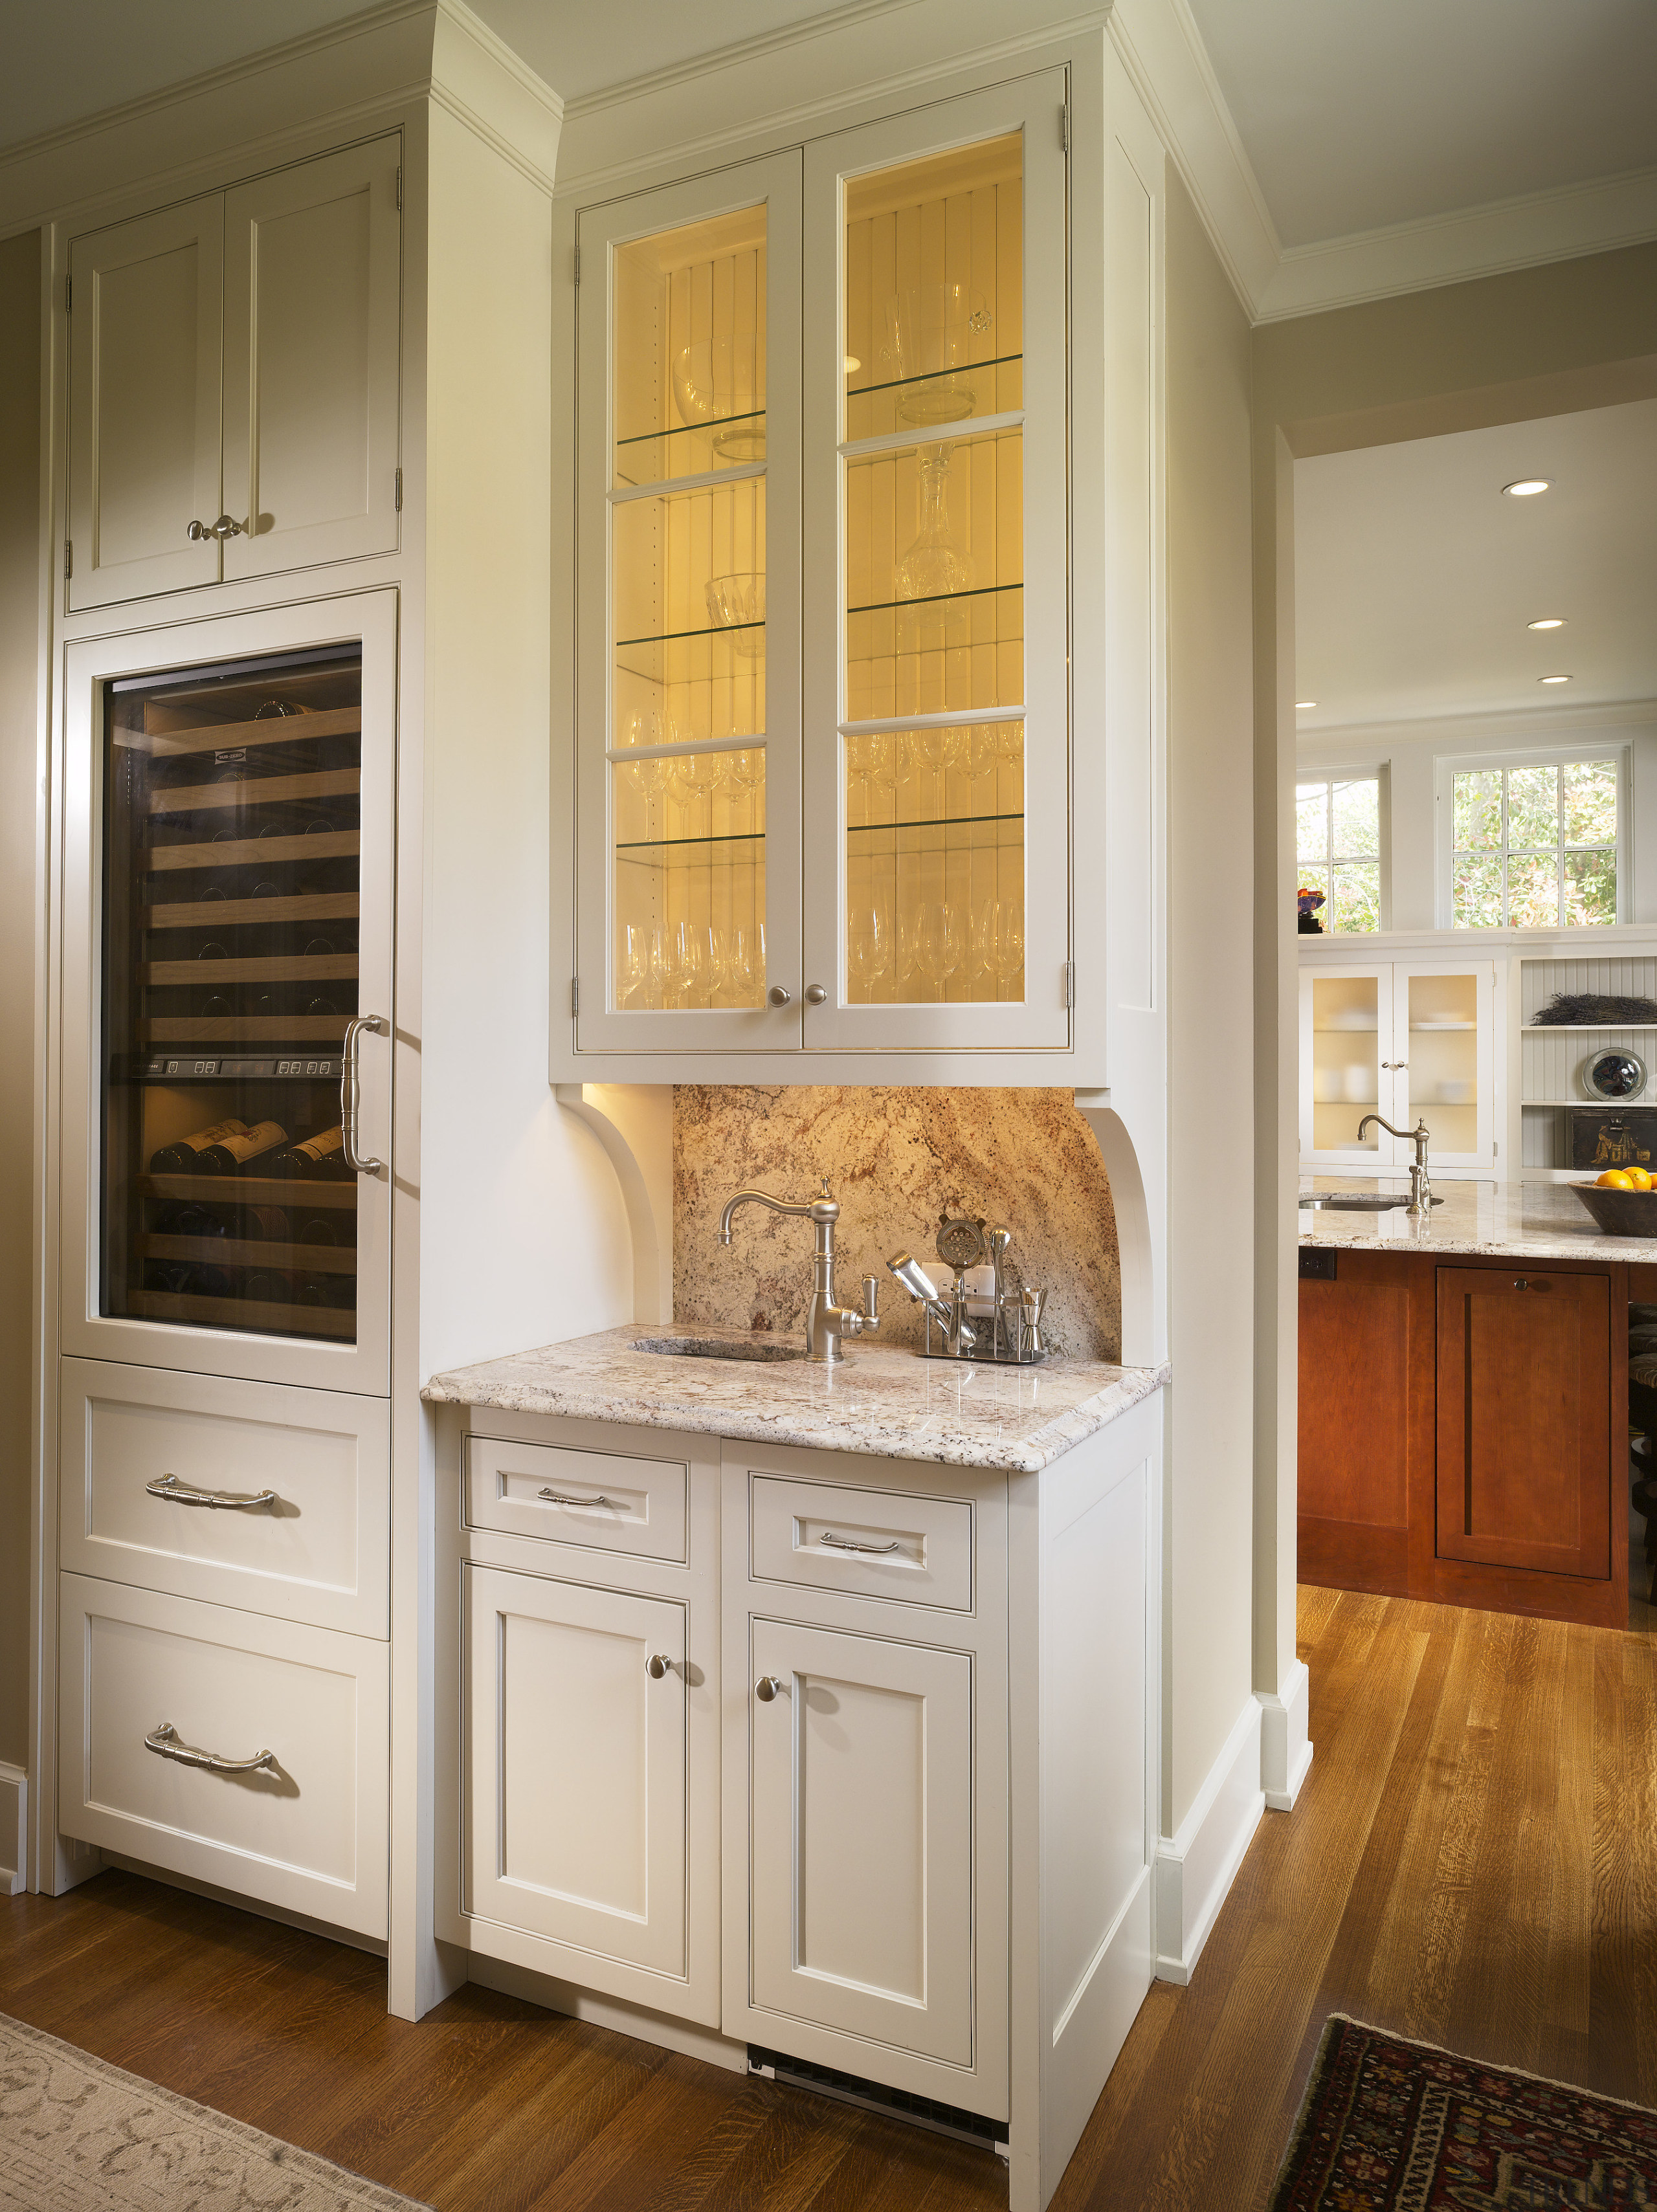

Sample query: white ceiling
[1293,399,1657,732]
[1185,0,1657,249]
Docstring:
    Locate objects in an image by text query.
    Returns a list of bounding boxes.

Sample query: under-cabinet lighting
[1527,617,1565,630]
[1295,700,1317,710]
[1539,674,1572,684]
[1502,478,1550,496]
[843,355,861,374]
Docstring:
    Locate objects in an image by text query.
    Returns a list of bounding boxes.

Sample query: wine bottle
[241,1268,293,1305]
[267,1127,347,1178]
[195,1120,288,1174]
[148,1118,250,1174]
[241,1204,291,1243]
[154,1201,230,1240]
[296,1214,339,1247]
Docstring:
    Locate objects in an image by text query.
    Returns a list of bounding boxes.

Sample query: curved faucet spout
[718,1187,830,1245]
[715,1180,873,1362]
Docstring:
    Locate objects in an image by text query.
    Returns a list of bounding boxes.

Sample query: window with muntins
[1296,775,1381,932]
[1451,758,1618,928]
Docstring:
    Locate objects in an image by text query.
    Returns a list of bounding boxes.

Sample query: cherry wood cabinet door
[1298,1255,1427,1597]
[1435,1266,1611,1580]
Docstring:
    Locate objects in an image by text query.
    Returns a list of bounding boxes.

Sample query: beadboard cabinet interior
[67,134,400,612]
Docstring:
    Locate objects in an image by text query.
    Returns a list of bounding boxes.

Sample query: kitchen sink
[630,1336,814,1363]
[1298,1193,1412,1210]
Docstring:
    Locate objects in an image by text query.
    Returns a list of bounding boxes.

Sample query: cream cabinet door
[222,138,401,582]
[463,1565,687,1979]
[67,197,224,609]
[747,1617,974,2066]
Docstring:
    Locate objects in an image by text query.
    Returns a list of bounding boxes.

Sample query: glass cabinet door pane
[839,133,1028,1010]
[1405,971,1480,1151]
[101,648,362,1342]
[608,203,771,1014]
[1310,976,1383,1153]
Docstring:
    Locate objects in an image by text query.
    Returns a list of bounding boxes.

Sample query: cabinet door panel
[1436,1267,1610,1578]
[1396,960,1495,1167]
[463,1565,687,1977]
[1298,963,1397,1166]
[748,1617,973,2065]
[223,138,401,581]
[68,197,223,608]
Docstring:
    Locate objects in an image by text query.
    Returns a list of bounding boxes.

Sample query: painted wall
[1162,173,1256,1830]
[673,1086,1120,1362]
[1254,241,1657,1712]
[0,229,39,1775]
[1300,704,1657,933]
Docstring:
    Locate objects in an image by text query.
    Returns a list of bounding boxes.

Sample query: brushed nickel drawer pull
[537,1487,616,1509]
[185,513,245,542]
[144,1721,276,1775]
[819,1529,901,1555]
[146,1473,279,1511]
[645,1653,673,1679]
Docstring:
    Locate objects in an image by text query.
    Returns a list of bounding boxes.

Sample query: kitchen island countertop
[424,1324,1168,1474]
[1300,1175,1657,1263]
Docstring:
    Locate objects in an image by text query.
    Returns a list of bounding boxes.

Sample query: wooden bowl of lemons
[1570,1168,1657,1235]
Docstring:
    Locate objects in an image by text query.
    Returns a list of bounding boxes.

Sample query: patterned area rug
[0,2011,430,2211]
[1271,2014,1657,2209]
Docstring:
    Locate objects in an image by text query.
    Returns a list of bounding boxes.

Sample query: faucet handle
[862,1274,880,1323]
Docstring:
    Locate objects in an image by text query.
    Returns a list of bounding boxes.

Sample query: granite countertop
[1300,1175,1657,1261]
[424,1324,1168,1474]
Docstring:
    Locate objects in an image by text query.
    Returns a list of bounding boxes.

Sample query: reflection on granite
[1299,1175,1657,1260]
[672,1087,1121,1362]
[425,1324,1166,1474]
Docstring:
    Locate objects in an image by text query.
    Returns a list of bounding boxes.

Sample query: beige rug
[0,2012,430,2211]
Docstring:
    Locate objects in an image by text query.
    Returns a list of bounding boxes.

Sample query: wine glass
[728,924,762,1004]
[708,927,733,1002]
[845,732,894,826]
[909,725,966,820]
[907,902,962,999]
[673,920,708,1008]
[973,898,1025,997]
[845,903,893,999]
[618,921,651,1008]
[647,923,678,1008]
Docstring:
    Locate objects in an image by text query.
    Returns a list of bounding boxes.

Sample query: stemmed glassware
[902,901,963,1001]
[845,901,893,999]
[971,898,1024,997]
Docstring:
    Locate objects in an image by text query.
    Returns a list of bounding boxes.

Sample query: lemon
[1597,1169,1634,1188]
[1627,1167,1654,1191]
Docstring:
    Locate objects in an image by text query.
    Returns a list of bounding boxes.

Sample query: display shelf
[145,891,359,931]
[139,1015,349,1044]
[145,830,359,872]
[843,355,1025,443]
[614,830,764,855]
[128,1289,355,1337]
[1410,1021,1474,1031]
[143,706,361,757]
[137,1174,357,1206]
[1521,1023,1657,1032]
[1311,1025,1378,1035]
[847,810,1025,835]
[141,955,357,986]
[148,767,357,815]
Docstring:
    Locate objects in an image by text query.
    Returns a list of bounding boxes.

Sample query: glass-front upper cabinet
[571,74,1067,1059]
[803,76,1069,1052]
[61,595,395,1393]
[576,156,803,1053]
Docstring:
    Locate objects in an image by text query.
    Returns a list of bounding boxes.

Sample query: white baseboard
[0,1764,24,1895]
[468,1954,750,2074]
[1153,1697,1263,1986]
[1260,1659,1314,1811]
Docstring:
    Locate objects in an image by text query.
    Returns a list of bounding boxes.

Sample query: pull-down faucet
[718,1178,880,1364]
[1355,1113,1440,1214]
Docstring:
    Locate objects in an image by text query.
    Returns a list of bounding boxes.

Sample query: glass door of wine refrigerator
[574,153,803,1053]
[801,76,1071,1052]
[62,595,394,1393]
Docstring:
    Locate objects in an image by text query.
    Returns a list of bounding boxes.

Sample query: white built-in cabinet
[555,38,1157,1085]
[1299,955,1499,1171]
[67,136,401,610]
[436,1392,1162,2212]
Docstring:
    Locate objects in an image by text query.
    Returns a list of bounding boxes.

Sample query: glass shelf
[614,411,768,490]
[848,810,1024,835]
[616,830,765,856]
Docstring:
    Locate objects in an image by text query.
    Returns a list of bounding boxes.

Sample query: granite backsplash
[673,1087,1121,1362]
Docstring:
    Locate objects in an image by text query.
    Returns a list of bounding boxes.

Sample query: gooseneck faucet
[718,1177,880,1364]
[1355,1113,1439,1214]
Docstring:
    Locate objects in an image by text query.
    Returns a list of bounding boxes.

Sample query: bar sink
[1298,1193,1410,1210]
[630,1336,814,1363]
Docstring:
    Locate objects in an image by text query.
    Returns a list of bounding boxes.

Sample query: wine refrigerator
[63,597,395,1392]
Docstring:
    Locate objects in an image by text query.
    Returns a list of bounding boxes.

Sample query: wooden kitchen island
[1298,1180,1646,1628]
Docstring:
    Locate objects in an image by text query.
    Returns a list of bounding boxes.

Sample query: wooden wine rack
[129,1289,355,1339]
[145,706,362,758]
[140,1015,350,1044]
[144,892,359,931]
[141,954,359,986]
[139,1235,357,1274]
[137,1174,357,1207]
[147,767,359,815]
[144,830,360,872]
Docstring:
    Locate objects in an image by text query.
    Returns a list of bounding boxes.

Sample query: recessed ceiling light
[1502,478,1550,497]
[1539,674,1572,685]
[1295,700,1317,710]
[1527,617,1565,630]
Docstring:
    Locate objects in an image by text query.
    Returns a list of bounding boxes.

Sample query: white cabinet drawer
[60,1360,389,1637]
[466,1433,688,1564]
[748,1472,973,1611]
[58,1574,387,1939]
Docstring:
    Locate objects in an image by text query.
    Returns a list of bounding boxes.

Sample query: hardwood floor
[5,1589,1652,2211]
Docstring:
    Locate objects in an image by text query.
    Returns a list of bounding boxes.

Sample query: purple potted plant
[1297,886,1326,935]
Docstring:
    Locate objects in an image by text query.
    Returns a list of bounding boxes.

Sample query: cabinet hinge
[63,538,72,580]
[572,245,581,287]
[1060,104,1070,153]
[1063,960,1075,1009]
[64,274,71,314]
[394,466,403,513]
[395,166,403,210]
[1492,1138,1499,1159]
[572,976,580,1015]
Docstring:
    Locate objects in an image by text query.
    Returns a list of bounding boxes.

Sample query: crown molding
[1298,698,1657,754]
[0,0,561,237]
